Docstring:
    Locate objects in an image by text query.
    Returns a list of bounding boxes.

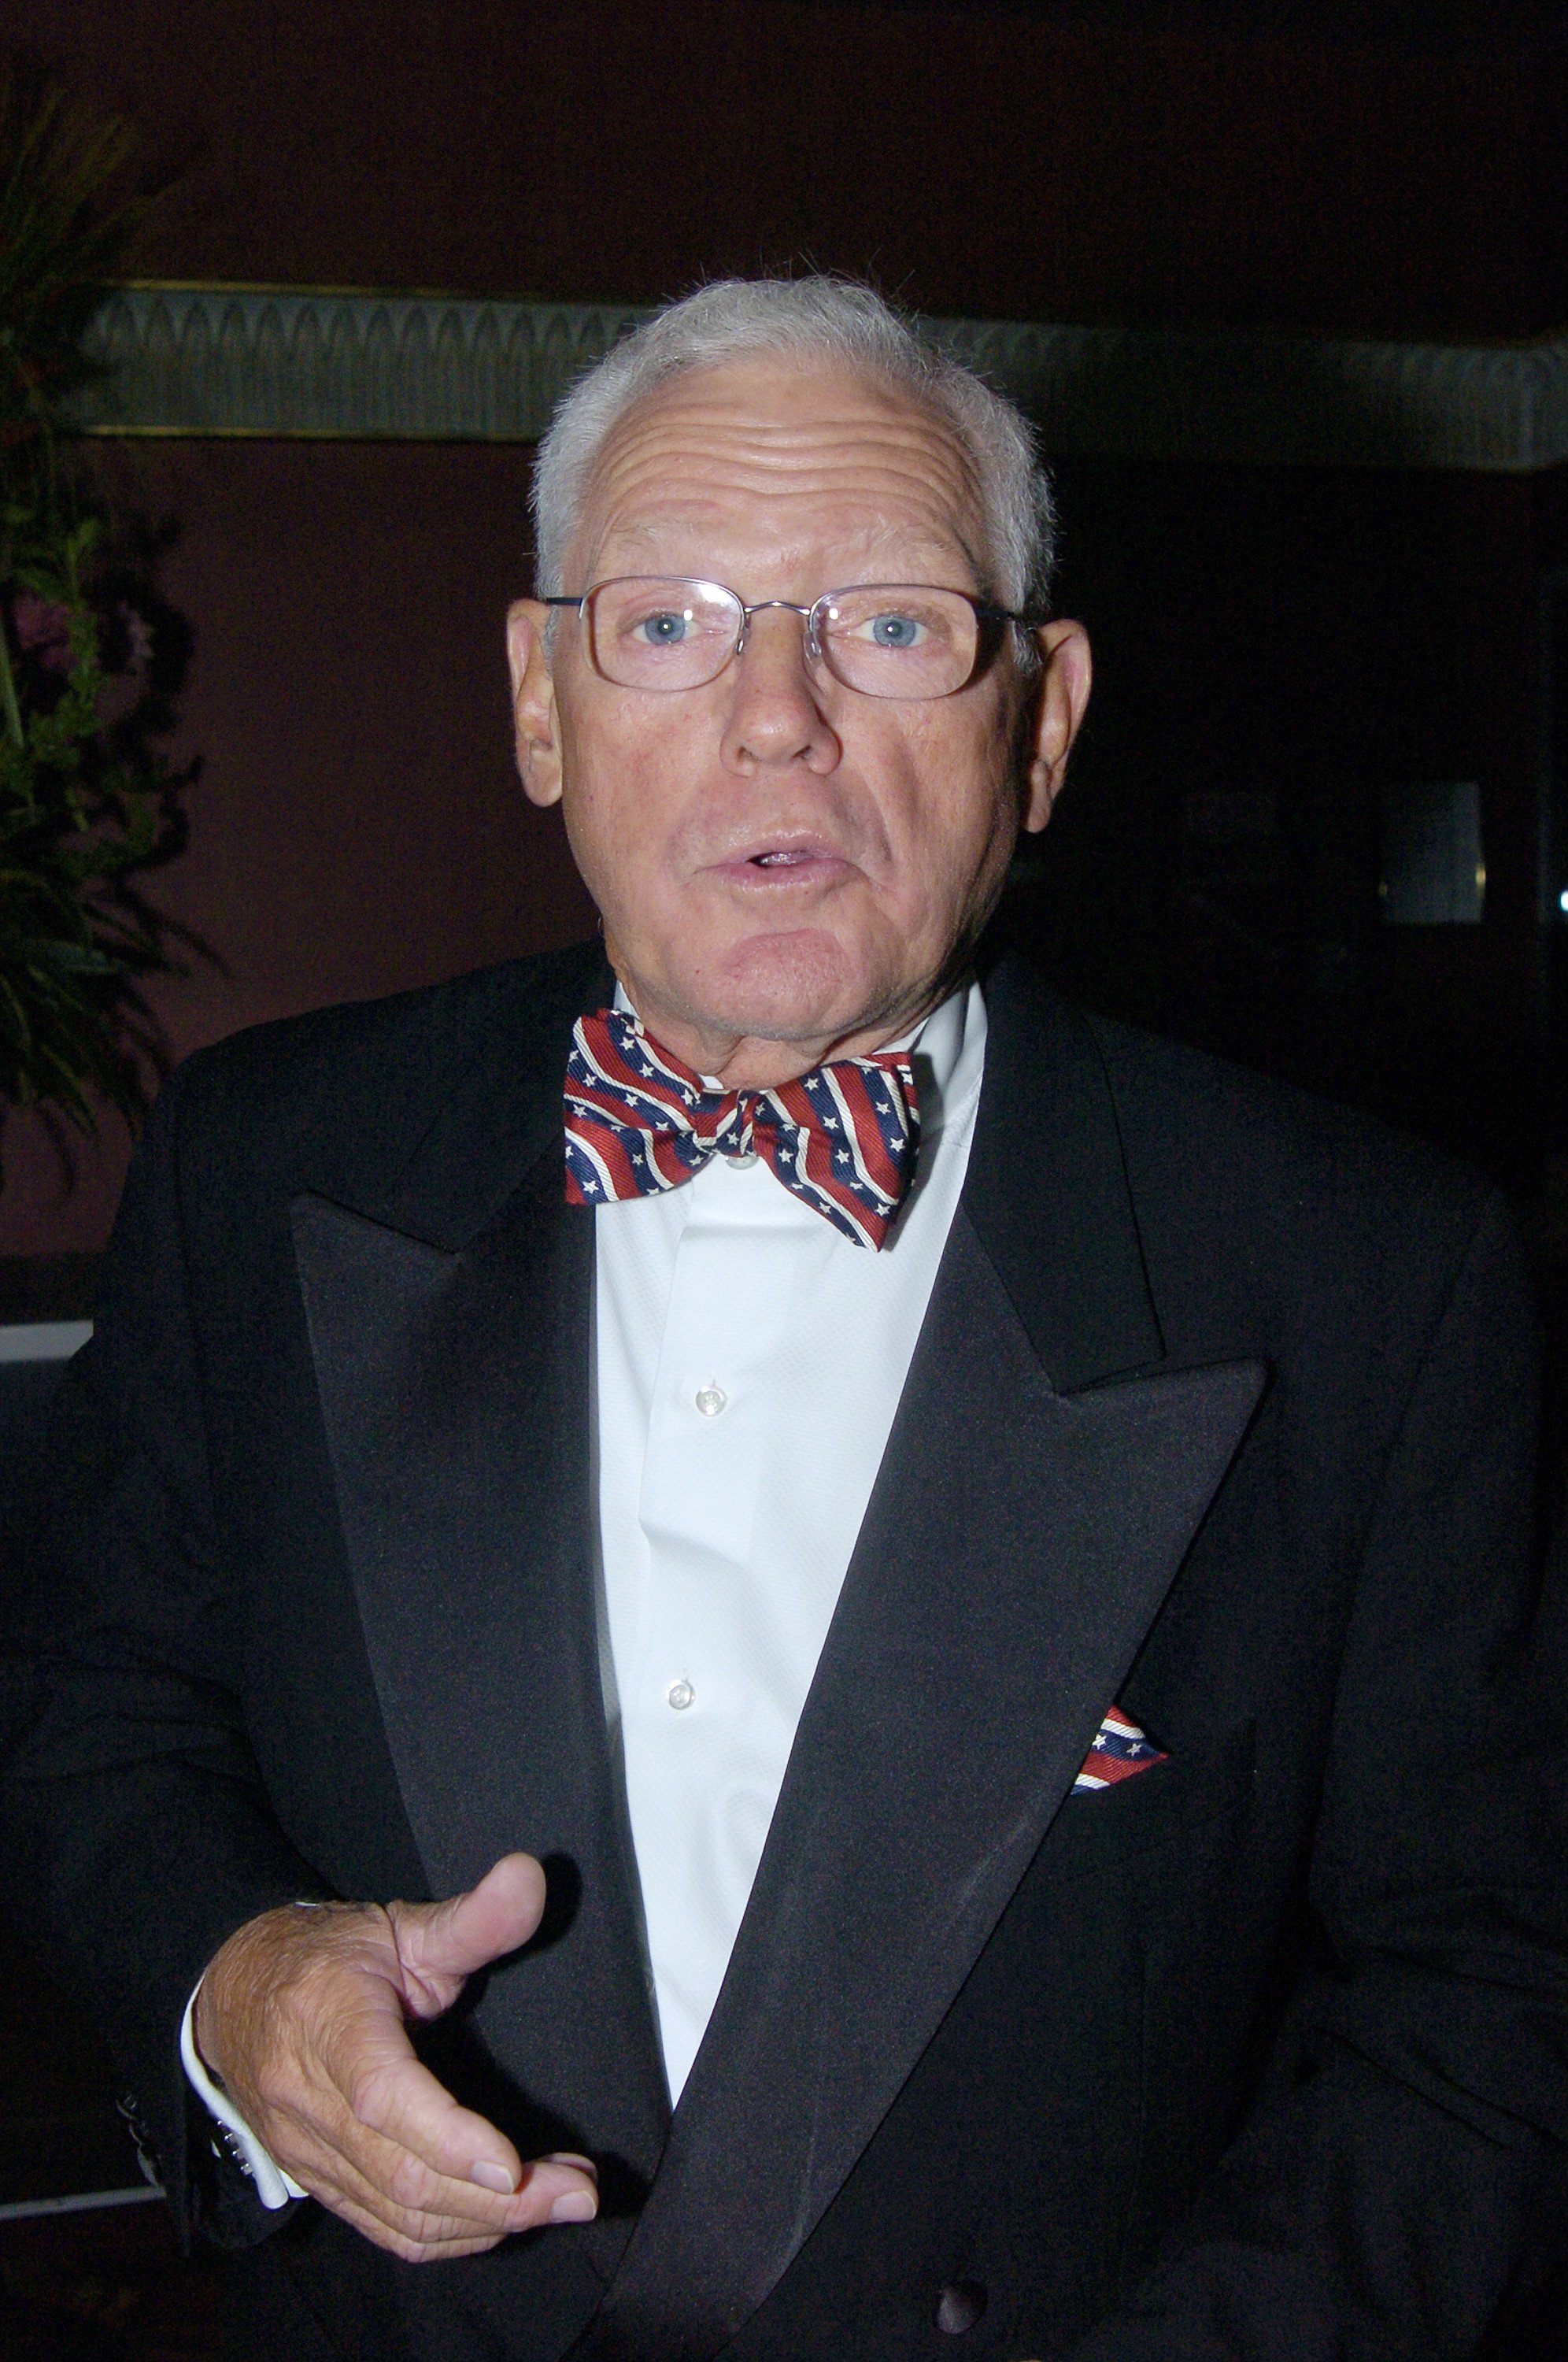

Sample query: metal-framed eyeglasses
[541,577,1044,701]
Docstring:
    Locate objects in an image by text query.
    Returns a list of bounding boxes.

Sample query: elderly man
[2,279,1562,2362]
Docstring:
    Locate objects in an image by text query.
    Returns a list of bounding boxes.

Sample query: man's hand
[193,1853,599,2261]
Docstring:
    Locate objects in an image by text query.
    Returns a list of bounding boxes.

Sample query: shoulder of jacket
[1073,1001,1496,1252]
[157,941,608,1192]
[171,942,603,1114]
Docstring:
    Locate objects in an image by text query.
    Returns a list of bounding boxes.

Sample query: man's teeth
[754,850,809,865]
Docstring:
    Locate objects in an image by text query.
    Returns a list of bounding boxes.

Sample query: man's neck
[608,976,945,1092]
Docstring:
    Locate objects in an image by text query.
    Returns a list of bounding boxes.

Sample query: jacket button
[935,2280,987,2334]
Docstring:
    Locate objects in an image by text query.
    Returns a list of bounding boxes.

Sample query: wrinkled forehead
[568,357,992,593]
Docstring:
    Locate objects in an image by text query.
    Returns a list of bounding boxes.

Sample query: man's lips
[703,839,858,886]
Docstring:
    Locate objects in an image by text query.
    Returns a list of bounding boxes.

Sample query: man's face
[508,357,1089,1083]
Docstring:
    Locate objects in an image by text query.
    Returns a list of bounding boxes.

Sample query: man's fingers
[331,2025,597,2227]
[266,2084,599,2259]
[333,2020,525,2192]
[391,1853,548,2012]
[259,2111,527,2259]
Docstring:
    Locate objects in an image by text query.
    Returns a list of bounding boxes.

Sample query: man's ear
[1020,620,1092,833]
[506,599,563,808]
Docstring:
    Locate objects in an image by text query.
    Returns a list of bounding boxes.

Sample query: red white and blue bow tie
[564,1007,920,1249]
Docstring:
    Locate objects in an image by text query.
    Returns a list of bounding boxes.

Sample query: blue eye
[634,610,690,645]
[869,613,921,649]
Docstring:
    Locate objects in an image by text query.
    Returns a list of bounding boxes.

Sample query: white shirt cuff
[180,1983,307,2209]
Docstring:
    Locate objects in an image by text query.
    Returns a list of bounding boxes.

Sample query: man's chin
[667,931,893,1050]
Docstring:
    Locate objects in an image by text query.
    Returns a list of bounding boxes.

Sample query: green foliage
[0,76,140,470]
[0,66,191,1161]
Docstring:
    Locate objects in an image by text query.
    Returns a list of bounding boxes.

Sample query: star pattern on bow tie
[563,1007,921,1249]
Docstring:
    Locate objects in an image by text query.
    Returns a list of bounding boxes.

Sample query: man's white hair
[530,277,1057,617]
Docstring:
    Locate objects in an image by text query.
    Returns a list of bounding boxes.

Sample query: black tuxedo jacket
[2,943,1564,2362]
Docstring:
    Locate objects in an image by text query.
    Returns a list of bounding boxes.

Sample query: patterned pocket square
[1073,1704,1168,1792]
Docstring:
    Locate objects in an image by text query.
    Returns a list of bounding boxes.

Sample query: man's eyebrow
[830,524,978,576]
[827,523,996,598]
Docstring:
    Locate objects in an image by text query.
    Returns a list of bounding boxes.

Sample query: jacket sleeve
[0,1061,332,2243]
[1069,1190,1568,2360]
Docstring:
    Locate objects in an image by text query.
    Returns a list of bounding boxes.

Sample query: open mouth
[704,834,856,887]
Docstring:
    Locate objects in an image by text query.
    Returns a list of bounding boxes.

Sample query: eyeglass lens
[582,578,982,698]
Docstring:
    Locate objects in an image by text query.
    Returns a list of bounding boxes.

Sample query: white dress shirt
[183,979,986,2185]
[594,979,986,2101]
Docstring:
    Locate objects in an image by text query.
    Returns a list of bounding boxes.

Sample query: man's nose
[719,608,841,775]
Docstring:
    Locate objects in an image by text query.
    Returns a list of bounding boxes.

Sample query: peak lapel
[963,956,1165,1390]
[582,1198,1264,2360]
[292,1157,668,2216]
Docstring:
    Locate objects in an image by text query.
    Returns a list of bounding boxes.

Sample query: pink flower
[12,594,74,675]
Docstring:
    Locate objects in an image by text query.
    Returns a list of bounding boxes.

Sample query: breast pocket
[1040,1718,1259,1886]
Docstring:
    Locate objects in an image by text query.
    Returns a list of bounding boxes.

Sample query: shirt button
[694,1383,727,1418]
[726,1149,758,1168]
[667,1679,695,1711]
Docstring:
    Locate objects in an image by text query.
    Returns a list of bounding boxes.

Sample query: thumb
[390,1853,549,2017]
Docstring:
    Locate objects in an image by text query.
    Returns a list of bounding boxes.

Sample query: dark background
[0,3,1565,2349]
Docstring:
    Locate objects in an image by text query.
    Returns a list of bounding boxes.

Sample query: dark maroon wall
[0,440,594,1255]
[4,0,1562,339]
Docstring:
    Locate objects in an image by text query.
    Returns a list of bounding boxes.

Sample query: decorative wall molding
[934,316,1568,474]
[75,285,650,446]
[72,282,1568,473]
